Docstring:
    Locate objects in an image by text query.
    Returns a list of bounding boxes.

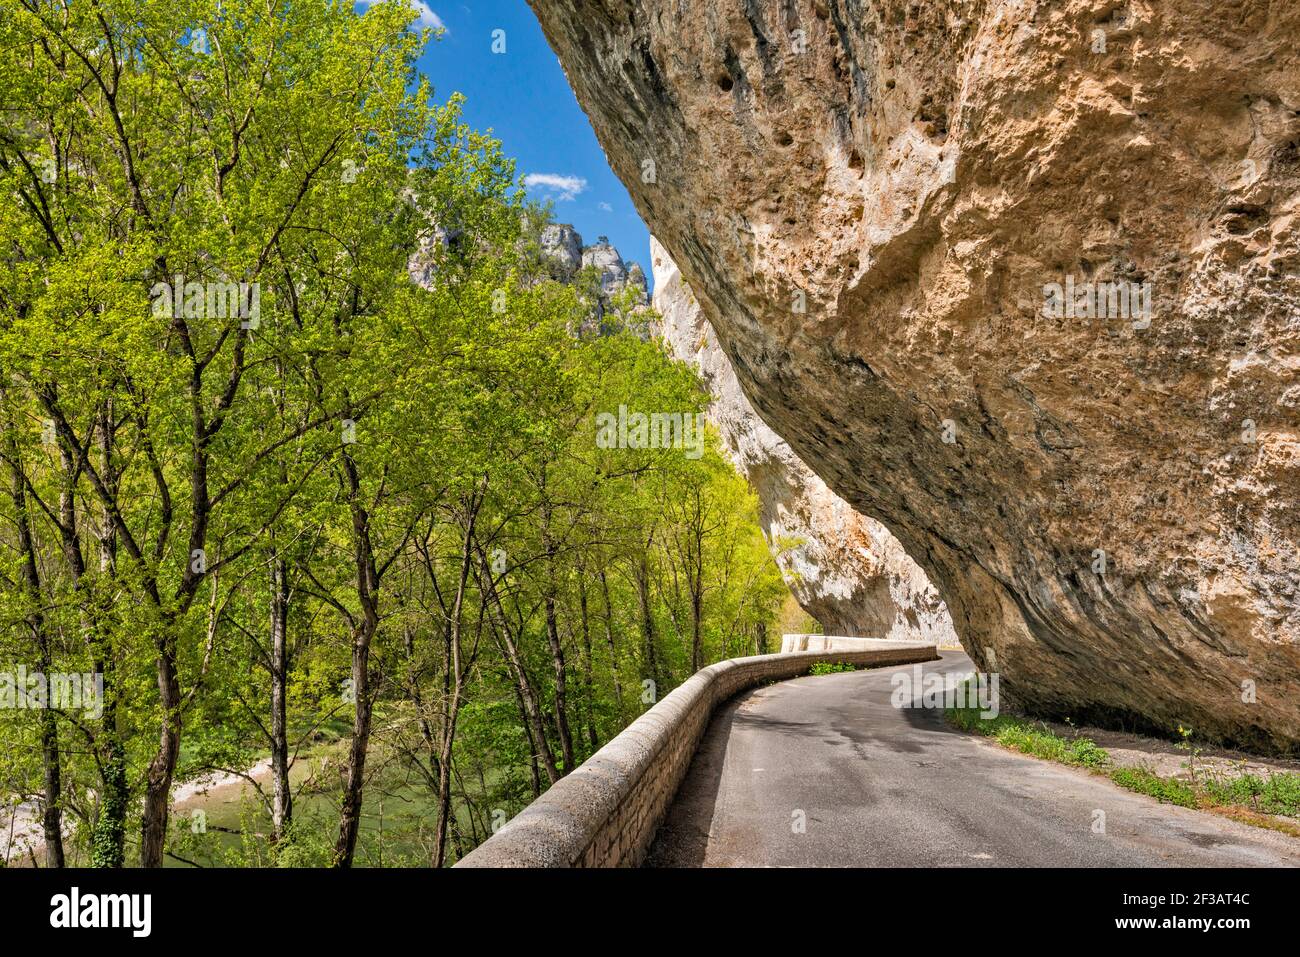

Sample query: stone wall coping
[780,633,933,653]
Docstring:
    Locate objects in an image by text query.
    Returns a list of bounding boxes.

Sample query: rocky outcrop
[529,0,1300,750]
[653,238,955,643]
[539,223,583,280]
[581,237,632,294]
[540,224,648,326]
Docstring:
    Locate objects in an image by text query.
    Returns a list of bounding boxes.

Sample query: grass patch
[1203,771,1300,817]
[944,678,1300,827]
[1109,766,1199,808]
[946,701,1109,768]
[1000,726,1109,769]
[809,662,856,676]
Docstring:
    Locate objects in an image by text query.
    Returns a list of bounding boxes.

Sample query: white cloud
[356,1,446,32]
[523,173,588,202]
[598,201,613,212]
[410,1,446,30]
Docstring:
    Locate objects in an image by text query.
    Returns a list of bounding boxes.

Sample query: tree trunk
[4,420,65,867]
[598,569,625,723]
[142,393,200,867]
[269,546,292,841]
[91,485,127,867]
[333,616,374,867]
[635,552,661,694]
[62,425,128,869]
[689,507,706,670]
[576,569,598,750]
[477,543,561,784]
[511,681,544,799]
[690,571,703,672]
[140,646,181,867]
[432,498,479,867]
[543,594,573,773]
[333,455,381,868]
[540,494,574,774]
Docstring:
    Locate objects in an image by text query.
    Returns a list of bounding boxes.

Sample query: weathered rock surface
[529,0,1300,750]
[653,238,956,643]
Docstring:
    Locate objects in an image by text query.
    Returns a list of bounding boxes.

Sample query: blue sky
[383,1,653,282]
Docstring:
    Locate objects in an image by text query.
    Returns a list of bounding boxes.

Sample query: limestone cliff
[653,237,955,643]
[529,0,1300,750]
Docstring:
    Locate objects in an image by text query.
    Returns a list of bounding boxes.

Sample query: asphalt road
[645,652,1300,867]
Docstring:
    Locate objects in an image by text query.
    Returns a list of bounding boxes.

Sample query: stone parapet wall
[456,642,938,867]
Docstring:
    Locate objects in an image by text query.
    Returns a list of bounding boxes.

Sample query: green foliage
[1203,772,1300,817]
[809,662,856,676]
[949,690,1300,822]
[946,685,1109,768]
[986,721,1109,768]
[0,0,793,867]
[1109,767,1199,808]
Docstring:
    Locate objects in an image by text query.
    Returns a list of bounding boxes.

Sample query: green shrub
[947,681,1299,826]
[1109,767,1198,808]
[945,679,1108,768]
[989,723,1110,768]
[809,662,856,676]
[1204,772,1300,817]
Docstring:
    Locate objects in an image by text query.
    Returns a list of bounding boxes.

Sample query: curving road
[645,652,1300,867]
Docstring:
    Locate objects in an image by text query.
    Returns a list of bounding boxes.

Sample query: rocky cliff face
[653,238,955,643]
[529,0,1300,750]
